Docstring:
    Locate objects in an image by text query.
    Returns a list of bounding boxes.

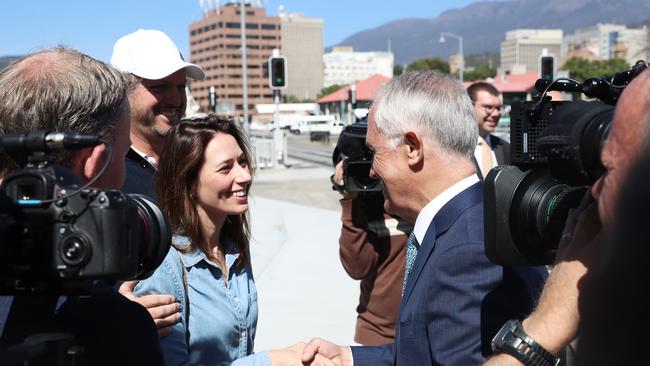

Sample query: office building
[189,2,281,118]
[499,29,563,75]
[323,47,393,87]
[279,12,324,101]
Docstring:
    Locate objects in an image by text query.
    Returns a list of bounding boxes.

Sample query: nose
[163,86,185,108]
[369,164,377,179]
[235,164,252,186]
[591,175,603,201]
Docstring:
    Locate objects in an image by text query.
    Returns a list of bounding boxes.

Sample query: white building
[323,47,394,87]
[564,23,648,66]
[280,12,324,101]
[499,29,563,75]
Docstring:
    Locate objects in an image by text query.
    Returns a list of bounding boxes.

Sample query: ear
[404,131,424,167]
[73,144,108,184]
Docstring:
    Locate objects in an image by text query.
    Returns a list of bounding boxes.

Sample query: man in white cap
[111,29,204,199]
[111,29,204,337]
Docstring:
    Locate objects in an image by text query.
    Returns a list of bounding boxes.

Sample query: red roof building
[316,74,391,123]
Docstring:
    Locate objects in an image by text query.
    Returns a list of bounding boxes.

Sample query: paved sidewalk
[249,163,360,351]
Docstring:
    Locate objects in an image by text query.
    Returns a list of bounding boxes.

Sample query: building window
[260,24,276,30]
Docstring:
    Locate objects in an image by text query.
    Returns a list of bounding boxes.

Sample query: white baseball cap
[110,29,204,80]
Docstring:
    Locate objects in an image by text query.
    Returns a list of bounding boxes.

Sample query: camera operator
[331,156,410,346]
[483,68,650,365]
[0,47,163,365]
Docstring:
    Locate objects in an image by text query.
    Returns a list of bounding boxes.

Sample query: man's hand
[333,161,358,199]
[268,342,336,366]
[523,192,604,354]
[119,280,182,337]
[301,338,352,366]
[483,193,605,365]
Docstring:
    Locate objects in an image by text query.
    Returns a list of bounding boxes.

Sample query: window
[260,24,276,30]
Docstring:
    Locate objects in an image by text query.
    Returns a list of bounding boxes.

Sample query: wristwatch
[491,319,560,366]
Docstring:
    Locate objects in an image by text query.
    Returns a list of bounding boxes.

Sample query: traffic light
[540,55,555,81]
[268,56,287,89]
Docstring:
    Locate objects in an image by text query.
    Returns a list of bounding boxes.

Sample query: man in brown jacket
[333,160,411,345]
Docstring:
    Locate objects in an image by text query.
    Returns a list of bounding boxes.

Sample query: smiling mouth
[230,190,247,198]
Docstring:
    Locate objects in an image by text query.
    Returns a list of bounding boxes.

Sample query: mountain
[333,0,650,65]
[0,56,21,70]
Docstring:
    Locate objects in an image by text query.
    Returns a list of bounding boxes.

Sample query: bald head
[0,47,132,174]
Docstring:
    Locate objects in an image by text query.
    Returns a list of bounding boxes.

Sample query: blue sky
[1,0,480,62]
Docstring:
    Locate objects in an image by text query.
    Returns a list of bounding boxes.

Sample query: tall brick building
[189,3,281,118]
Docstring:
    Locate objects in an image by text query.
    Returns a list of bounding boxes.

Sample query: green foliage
[394,64,404,76]
[463,64,497,81]
[464,52,500,69]
[561,57,631,82]
[282,94,312,103]
[405,57,450,73]
[317,84,346,99]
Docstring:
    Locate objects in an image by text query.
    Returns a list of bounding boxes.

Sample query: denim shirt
[135,236,270,366]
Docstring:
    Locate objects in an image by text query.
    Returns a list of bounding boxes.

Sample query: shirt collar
[130,145,158,168]
[172,235,240,269]
[478,135,492,148]
[412,174,480,244]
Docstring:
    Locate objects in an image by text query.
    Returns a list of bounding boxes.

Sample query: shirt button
[235,297,239,302]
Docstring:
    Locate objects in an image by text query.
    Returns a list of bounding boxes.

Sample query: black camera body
[0,131,170,294]
[334,120,382,193]
[484,61,647,266]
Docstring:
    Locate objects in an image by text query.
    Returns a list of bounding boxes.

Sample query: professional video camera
[484,61,648,266]
[333,119,382,193]
[0,130,170,294]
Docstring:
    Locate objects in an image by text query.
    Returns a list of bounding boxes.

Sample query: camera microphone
[1,130,101,156]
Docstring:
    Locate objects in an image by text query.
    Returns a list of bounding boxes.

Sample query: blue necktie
[402,232,419,296]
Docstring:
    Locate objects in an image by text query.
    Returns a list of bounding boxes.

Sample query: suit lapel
[400,182,484,307]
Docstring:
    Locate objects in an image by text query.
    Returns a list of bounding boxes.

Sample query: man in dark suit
[302,71,547,365]
[467,82,510,179]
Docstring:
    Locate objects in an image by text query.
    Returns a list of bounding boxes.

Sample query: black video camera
[333,119,382,193]
[0,130,170,294]
[484,61,648,266]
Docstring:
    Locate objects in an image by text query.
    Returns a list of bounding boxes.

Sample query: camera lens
[126,194,171,280]
[510,169,587,264]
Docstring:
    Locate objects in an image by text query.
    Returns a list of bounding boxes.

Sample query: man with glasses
[467,82,510,179]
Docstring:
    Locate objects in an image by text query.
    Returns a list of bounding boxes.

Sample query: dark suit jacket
[350,182,547,365]
[122,147,157,201]
[491,135,510,165]
[474,135,511,180]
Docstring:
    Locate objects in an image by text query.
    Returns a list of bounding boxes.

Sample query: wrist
[492,319,560,366]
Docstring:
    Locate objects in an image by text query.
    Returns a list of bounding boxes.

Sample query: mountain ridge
[333,0,650,65]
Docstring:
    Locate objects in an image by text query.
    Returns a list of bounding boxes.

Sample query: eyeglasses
[475,104,502,114]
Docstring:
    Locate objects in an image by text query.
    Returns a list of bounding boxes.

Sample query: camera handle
[0,333,84,366]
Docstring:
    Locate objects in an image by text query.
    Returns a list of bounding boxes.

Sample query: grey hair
[373,71,478,161]
[0,46,133,174]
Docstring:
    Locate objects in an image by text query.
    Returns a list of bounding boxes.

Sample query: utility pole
[240,0,249,133]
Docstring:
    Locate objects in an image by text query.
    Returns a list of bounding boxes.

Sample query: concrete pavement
[248,161,360,351]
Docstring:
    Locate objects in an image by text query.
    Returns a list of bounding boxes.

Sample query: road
[285,132,337,167]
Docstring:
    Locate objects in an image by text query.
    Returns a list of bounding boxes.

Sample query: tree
[317,84,346,99]
[394,64,404,76]
[561,57,630,82]
[405,57,450,73]
[464,64,497,81]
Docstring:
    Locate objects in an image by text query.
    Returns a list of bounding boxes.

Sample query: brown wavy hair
[155,115,254,267]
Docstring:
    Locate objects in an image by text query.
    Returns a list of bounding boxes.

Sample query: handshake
[271,338,352,366]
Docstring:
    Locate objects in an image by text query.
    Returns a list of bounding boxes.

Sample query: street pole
[273,88,282,165]
[440,32,464,84]
[240,0,249,133]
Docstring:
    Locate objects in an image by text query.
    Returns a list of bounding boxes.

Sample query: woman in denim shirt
[133,117,305,366]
